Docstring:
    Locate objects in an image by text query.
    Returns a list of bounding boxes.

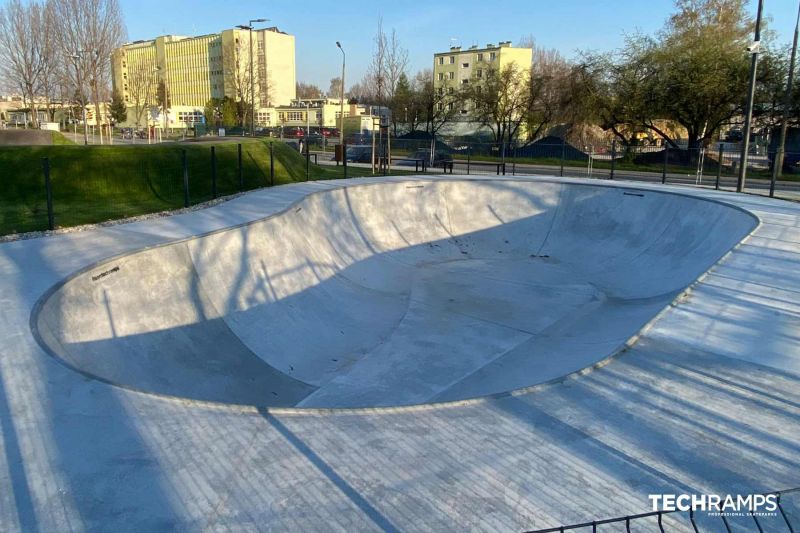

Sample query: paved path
[0,176,798,531]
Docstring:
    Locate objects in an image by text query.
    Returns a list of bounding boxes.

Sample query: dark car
[329,145,373,163]
[768,126,800,173]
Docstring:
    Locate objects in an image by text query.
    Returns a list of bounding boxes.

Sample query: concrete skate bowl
[32,179,758,409]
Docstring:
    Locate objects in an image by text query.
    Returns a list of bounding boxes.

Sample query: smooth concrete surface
[0,176,797,531]
[34,180,756,408]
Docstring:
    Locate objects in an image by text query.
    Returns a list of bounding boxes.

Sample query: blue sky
[119,0,799,89]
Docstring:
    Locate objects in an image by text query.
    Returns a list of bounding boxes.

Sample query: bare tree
[386,29,408,100]
[125,57,157,127]
[0,0,55,127]
[414,69,458,135]
[460,63,532,144]
[328,77,341,98]
[54,0,126,131]
[296,82,323,99]
[364,18,388,104]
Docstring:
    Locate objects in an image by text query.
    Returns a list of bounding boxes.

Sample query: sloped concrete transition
[33,180,757,408]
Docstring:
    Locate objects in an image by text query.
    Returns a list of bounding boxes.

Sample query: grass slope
[0,139,385,235]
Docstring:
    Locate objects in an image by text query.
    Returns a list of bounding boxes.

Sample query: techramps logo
[649,493,779,517]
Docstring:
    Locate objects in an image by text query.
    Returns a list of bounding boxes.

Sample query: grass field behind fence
[0,139,388,236]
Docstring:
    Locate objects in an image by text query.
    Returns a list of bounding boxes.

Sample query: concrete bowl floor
[1,176,799,531]
[33,180,756,408]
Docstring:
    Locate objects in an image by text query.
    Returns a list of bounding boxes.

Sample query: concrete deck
[0,175,798,531]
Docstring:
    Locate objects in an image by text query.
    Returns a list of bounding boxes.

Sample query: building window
[438,87,444,95]
[461,79,469,85]
[461,109,468,115]
[449,56,455,64]
[477,53,483,61]
[447,102,454,111]
[438,72,444,81]
[490,52,496,60]
[462,62,469,68]
[448,87,454,94]
[448,71,454,80]
[477,69,483,78]
[437,103,443,111]
[438,57,444,65]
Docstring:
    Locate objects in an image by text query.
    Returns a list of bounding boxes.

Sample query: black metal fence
[2,142,285,236]
[353,136,800,200]
[5,135,799,238]
[526,487,799,533]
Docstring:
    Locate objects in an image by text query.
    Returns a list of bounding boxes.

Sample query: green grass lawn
[0,139,408,236]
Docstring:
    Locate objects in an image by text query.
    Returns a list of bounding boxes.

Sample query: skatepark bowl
[32,179,758,409]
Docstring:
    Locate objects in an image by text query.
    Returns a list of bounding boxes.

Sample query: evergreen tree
[109,90,127,125]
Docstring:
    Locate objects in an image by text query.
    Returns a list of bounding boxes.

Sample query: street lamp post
[736,0,765,193]
[336,41,345,151]
[69,51,88,145]
[238,18,267,137]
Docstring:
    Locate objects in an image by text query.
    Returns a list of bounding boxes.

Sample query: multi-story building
[432,41,532,125]
[111,26,296,128]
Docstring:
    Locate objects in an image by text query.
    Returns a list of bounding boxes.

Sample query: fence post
[42,157,54,231]
[237,143,243,191]
[716,144,723,191]
[343,141,347,179]
[211,146,217,199]
[501,141,506,175]
[467,145,471,175]
[512,146,516,176]
[269,142,275,186]
[662,145,669,184]
[610,140,617,180]
[769,148,779,198]
[560,137,566,177]
[182,149,190,208]
[305,137,310,181]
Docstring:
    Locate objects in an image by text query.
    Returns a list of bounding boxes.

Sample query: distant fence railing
[342,136,800,199]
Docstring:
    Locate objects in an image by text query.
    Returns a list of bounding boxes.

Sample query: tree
[390,72,413,134]
[296,82,322,99]
[460,64,532,144]
[574,42,669,147]
[328,77,342,98]
[156,80,170,111]
[361,19,408,106]
[221,97,238,128]
[54,0,126,132]
[413,69,458,135]
[203,97,222,127]
[123,57,157,128]
[652,0,752,150]
[570,0,759,154]
[222,40,252,127]
[109,89,126,124]
[0,0,55,128]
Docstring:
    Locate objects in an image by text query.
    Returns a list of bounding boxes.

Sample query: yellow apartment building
[111,26,296,128]
[432,41,532,124]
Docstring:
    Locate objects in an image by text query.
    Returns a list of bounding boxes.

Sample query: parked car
[329,145,373,163]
